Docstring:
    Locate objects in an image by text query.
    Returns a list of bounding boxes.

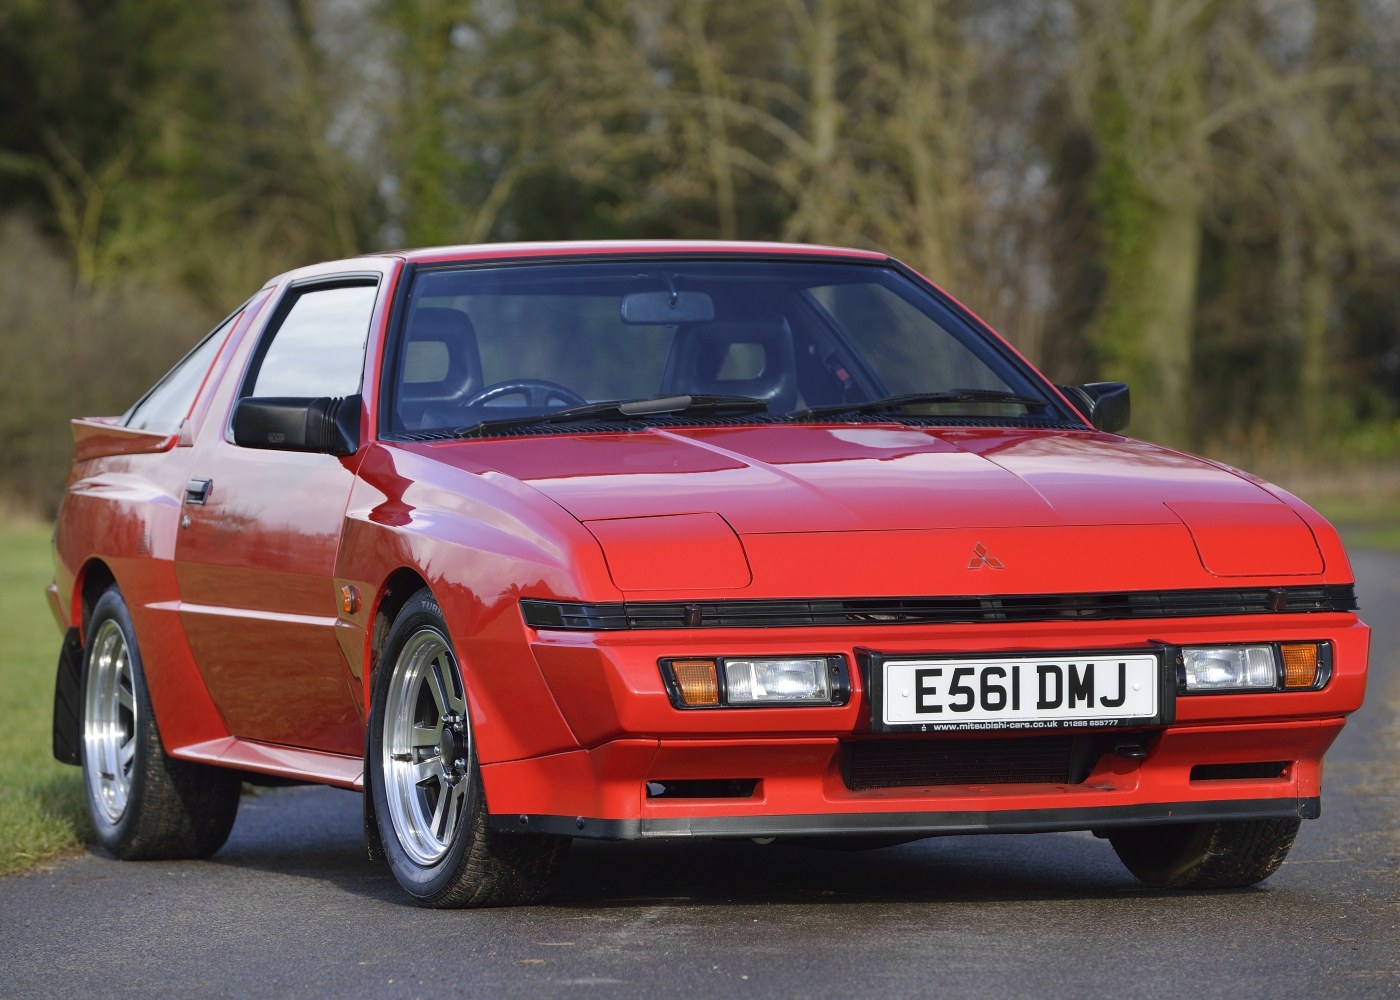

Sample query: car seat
[659,318,798,414]
[394,307,484,430]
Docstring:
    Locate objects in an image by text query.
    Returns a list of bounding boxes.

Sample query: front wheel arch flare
[366,587,568,906]
[367,568,431,698]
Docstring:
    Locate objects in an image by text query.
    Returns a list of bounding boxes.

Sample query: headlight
[724,658,831,703]
[1181,646,1276,690]
[660,656,849,708]
[1179,642,1331,693]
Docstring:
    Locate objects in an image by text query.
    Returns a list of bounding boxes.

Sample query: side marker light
[670,659,720,707]
[1280,643,1326,689]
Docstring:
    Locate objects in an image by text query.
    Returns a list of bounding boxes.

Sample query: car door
[174,276,380,756]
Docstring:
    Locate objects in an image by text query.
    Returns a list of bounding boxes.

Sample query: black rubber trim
[492,796,1321,840]
[520,585,1359,632]
[403,413,1084,442]
[52,627,84,765]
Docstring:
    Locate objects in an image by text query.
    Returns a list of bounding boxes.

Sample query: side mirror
[1056,382,1130,433]
[232,394,360,456]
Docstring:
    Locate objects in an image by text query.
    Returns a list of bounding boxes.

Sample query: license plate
[875,652,1161,732]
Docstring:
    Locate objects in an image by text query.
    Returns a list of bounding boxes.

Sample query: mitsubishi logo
[967,542,1005,570]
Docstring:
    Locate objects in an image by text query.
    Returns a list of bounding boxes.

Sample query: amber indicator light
[670,659,720,706]
[339,584,361,615]
[1280,643,1320,688]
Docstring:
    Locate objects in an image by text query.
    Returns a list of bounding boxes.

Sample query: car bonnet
[437,424,1333,594]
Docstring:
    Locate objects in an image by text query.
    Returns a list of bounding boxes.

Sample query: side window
[246,282,377,398]
[124,313,239,434]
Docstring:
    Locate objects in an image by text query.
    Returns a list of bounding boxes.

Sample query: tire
[81,586,241,859]
[1109,818,1301,889]
[367,589,568,907]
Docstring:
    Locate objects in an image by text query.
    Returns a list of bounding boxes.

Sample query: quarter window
[124,313,238,434]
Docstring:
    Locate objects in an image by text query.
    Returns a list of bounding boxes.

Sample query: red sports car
[49,241,1369,907]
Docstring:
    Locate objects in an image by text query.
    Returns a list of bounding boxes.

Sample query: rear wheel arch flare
[78,559,117,637]
[80,583,241,859]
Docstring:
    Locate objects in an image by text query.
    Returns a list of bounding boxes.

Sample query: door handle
[184,478,213,505]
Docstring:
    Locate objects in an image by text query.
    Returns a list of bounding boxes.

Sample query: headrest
[396,306,483,403]
[660,318,797,413]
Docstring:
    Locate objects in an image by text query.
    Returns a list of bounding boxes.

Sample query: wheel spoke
[429,780,449,840]
[412,757,440,786]
[440,780,465,844]
[118,683,135,714]
[427,662,450,718]
[103,726,121,781]
[428,653,466,716]
[118,737,136,769]
[411,724,440,749]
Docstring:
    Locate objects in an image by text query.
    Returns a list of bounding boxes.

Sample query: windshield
[384,258,1076,437]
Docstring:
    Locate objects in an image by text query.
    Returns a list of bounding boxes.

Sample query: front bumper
[485,610,1365,839]
[480,717,1341,840]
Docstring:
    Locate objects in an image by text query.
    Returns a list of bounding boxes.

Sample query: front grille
[843,736,1081,791]
[520,584,1358,631]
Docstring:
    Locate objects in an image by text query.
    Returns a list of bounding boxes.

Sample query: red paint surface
[49,241,1369,828]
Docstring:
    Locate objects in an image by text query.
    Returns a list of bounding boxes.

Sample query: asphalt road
[3,552,1397,1000]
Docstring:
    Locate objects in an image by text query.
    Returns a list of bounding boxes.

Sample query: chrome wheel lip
[82,619,137,826]
[382,626,470,868]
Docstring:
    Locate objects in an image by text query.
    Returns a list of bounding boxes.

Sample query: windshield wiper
[790,389,1052,420]
[454,394,770,437]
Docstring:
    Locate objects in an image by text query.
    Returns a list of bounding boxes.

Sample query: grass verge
[0,516,89,875]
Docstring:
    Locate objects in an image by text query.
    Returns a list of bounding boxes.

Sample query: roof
[393,239,890,265]
[262,240,893,291]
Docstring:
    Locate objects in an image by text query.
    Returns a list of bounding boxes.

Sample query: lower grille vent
[1190,762,1288,781]
[843,736,1080,791]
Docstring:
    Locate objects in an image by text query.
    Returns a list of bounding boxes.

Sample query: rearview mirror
[1057,382,1130,433]
[620,290,715,325]
[232,394,360,456]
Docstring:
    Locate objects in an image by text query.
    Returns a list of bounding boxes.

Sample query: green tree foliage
[0,0,1397,514]
[1070,0,1215,444]
[0,0,377,302]
[0,216,213,510]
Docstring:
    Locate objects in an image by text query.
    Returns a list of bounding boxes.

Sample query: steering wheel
[462,379,588,409]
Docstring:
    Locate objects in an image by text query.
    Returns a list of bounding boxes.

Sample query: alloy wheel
[381,627,471,867]
[83,618,137,825]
